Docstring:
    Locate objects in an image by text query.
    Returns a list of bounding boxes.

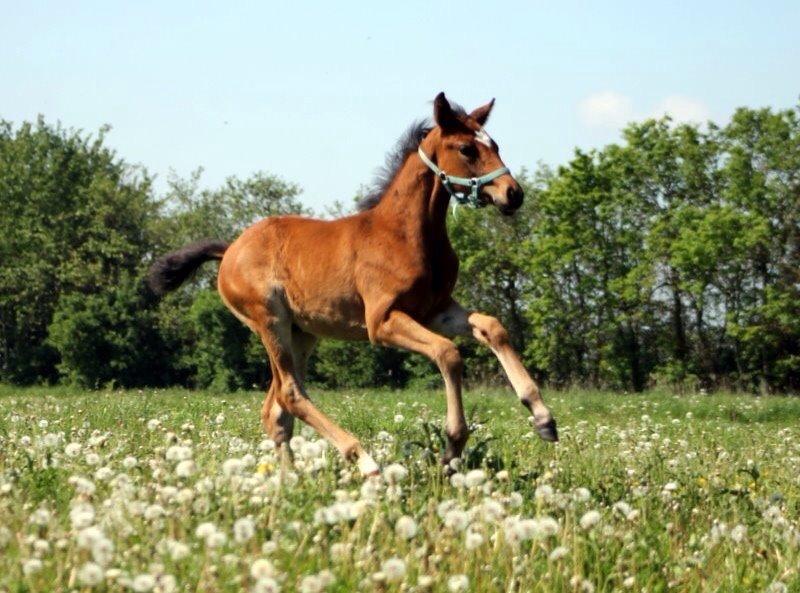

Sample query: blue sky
[2,1,798,211]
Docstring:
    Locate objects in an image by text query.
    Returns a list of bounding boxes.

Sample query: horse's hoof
[536,418,559,442]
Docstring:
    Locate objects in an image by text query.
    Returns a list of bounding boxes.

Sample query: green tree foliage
[46,274,167,388]
[181,290,265,391]
[448,105,799,392]
[0,118,154,384]
[308,341,409,389]
[448,183,538,382]
[152,169,307,252]
[1,104,798,393]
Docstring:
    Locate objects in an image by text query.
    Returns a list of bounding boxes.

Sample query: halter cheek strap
[417,146,510,208]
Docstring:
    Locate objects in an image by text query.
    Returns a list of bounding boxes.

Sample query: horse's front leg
[429,300,558,442]
[370,309,468,465]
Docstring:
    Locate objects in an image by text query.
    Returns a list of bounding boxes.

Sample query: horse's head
[419,92,523,215]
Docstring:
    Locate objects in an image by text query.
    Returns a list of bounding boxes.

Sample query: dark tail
[146,239,230,297]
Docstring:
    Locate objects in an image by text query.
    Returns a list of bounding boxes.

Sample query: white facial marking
[475,128,493,148]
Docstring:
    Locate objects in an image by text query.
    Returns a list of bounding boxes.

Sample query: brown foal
[148,93,558,476]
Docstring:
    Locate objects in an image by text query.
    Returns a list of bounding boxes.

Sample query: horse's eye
[459,144,478,159]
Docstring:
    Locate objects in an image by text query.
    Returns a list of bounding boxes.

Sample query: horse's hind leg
[262,360,294,449]
[261,330,316,448]
[256,297,378,476]
[291,328,318,387]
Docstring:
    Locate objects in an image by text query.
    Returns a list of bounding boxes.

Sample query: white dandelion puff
[132,574,156,592]
[65,442,82,457]
[444,509,470,531]
[465,531,484,550]
[22,558,43,576]
[298,575,325,593]
[730,524,747,543]
[579,510,601,530]
[395,516,418,539]
[77,562,104,586]
[464,469,486,488]
[534,484,554,502]
[383,463,408,483]
[175,459,195,478]
[253,577,281,593]
[250,558,276,580]
[549,545,569,561]
[447,574,469,593]
[234,517,256,543]
[381,557,406,583]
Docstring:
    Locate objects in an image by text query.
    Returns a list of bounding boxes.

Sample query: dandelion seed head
[132,573,156,592]
[730,524,747,543]
[450,472,465,488]
[579,510,601,530]
[447,574,469,593]
[70,503,96,529]
[383,463,408,483]
[381,557,406,582]
[65,442,82,457]
[465,531,484,549]
[251,558,276,580]
[572,487,591,502]
[298,574,325,593]
[22,558,43,576]
[234,516,256,543]
[78,562,104,586]
[444,509,470,531]
[549,545,569,561]
[253,577,281,593]
[534,484,554,502]
[395,515,418,539]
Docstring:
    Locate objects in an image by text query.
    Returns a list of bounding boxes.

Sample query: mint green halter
[417,146,510,208]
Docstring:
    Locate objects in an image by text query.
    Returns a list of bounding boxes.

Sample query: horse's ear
[433,92,464,132]
[470,99,495,126]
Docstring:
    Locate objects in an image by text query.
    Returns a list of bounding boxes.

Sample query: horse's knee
[434,341,463,376]
[473,315,510,348]
[261,387,294,445]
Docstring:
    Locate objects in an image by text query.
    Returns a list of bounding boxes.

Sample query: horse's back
[218,214,369,339]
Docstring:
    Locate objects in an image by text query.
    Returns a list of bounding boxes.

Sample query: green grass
[1,385,799,592]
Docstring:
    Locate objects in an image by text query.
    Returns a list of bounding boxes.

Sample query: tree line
[1,104,798,393]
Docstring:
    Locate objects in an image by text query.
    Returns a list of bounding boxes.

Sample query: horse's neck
[373,156,451,244]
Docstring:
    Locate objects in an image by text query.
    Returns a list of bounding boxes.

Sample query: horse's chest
[427,249,458,294]
[398,246,459,315]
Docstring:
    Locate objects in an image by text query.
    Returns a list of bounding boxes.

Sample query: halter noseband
[417,146,510,208]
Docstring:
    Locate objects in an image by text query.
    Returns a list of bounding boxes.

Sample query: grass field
[1,385,799,593]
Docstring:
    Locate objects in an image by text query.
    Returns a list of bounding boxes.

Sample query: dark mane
[356,119,432,211]
[356,103,468,212]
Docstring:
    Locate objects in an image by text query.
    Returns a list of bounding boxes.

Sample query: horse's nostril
[507,186,524,208]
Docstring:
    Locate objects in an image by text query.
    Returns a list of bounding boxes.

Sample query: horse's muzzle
[499,186,524,215]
